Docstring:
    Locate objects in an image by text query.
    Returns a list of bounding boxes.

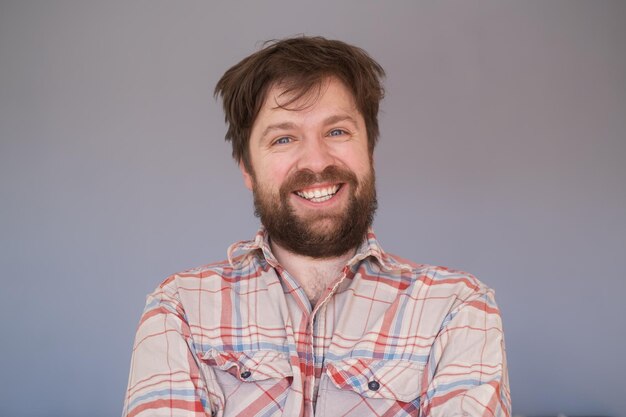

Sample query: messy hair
[214,36,385,169]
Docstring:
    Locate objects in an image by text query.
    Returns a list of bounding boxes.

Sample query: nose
[297,136,335,173]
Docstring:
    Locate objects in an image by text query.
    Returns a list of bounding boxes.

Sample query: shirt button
[367,380,380,391]
[240,370,252,379]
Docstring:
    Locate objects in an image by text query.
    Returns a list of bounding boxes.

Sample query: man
[123,37,510,417]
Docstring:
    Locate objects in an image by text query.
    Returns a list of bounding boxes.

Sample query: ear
[239,161,254,191]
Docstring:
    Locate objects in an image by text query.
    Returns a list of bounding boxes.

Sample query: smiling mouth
[295,184,342,203]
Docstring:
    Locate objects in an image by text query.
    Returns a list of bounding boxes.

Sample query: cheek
[342,148,372,176]
[259,163,290,191]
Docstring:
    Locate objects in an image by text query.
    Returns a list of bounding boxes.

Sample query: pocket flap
[326,358,423,402]
[201,349,293,382]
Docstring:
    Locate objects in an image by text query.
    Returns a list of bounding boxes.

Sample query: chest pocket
[202,349,293,384]
[200,349,293,417]
[318,358,423,416]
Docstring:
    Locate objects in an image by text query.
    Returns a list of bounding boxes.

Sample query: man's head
[214,37,385,258]
[214,36,385,171]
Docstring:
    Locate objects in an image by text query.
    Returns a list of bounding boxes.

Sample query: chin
[299,215,343,232]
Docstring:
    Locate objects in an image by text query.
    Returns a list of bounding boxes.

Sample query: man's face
[241,77,377,258]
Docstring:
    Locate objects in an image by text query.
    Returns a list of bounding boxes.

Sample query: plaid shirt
[123,228,511,417]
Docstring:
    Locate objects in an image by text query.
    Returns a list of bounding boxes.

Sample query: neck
[270,240,356,306]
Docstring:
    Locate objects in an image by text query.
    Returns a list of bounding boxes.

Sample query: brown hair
[214,36,385,169]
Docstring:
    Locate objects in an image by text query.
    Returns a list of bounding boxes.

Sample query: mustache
[280,166,358,195]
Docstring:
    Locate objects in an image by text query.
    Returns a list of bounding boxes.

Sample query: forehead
[256,77,360,123]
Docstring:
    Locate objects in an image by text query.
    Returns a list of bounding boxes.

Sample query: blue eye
[274,137,292,145]
[329,129,347,137]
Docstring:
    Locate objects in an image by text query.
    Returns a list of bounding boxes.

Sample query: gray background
[1,1,625,416]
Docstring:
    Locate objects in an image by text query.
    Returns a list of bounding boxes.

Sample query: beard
[251,165,377,258]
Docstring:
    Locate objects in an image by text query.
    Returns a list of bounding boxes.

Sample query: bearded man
[123,36,511,417]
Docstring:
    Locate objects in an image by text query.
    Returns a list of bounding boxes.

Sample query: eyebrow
[260,122,298,141]
[260,114,359,141]
[323,114,358,127]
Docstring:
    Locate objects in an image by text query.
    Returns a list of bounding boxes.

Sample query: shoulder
[140,258,251,322]
[380,254,503,332]
[147,252,268,304]
[144,258,236,302]
[383,252,495,303]
[364,232,492,300]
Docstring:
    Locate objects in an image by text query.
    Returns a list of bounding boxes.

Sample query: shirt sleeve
[122,282,217,417]
[419,288,511,416]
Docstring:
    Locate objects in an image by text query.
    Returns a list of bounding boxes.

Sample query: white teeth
[296,185,340,202]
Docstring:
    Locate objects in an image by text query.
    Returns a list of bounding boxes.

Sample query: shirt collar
[227,226,413,273]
